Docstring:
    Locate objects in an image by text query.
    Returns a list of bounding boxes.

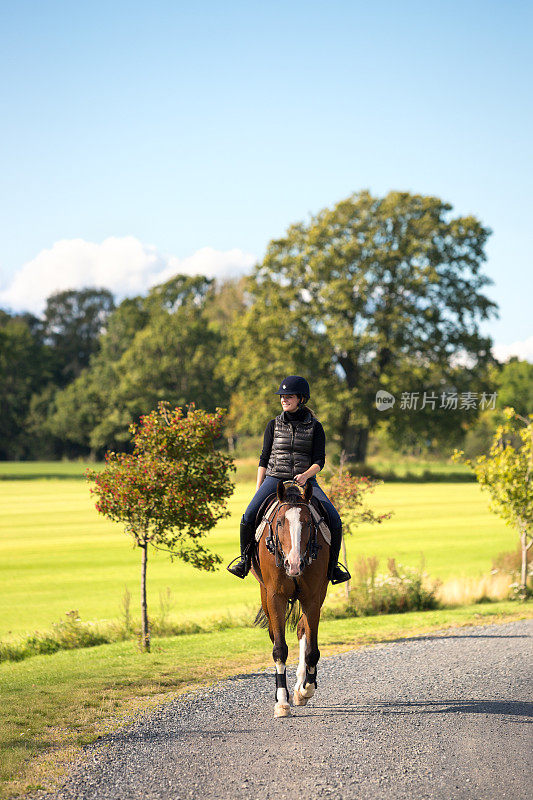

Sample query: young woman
[227,375,350,584]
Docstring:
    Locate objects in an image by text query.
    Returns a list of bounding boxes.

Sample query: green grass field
[0,462,514,639]
[0,461,529,797]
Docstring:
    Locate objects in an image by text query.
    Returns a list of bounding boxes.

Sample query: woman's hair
[298,395,318,419]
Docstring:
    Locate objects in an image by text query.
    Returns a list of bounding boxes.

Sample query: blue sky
[0,0,531,357]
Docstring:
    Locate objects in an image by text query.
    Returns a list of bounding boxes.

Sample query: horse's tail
[253,598,301,631]
[254,607,269,628]
[286,598,301,631]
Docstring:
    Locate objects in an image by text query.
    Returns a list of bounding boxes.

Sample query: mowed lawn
[0,464,513,638]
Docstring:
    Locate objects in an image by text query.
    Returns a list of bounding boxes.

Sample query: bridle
[265,499,322,571]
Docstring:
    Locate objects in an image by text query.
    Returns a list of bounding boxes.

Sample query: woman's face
[280,394,299,413]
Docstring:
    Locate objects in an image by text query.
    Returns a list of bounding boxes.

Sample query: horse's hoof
[293,690,308,706]
[299,685,315,700]
[274,702,291,718]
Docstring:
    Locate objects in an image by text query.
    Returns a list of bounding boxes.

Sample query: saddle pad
[255,499,331,546]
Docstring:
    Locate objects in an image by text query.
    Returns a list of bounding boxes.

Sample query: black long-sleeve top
[258,407,326,471]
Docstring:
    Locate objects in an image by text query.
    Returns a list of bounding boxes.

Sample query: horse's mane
[282,480,304,502]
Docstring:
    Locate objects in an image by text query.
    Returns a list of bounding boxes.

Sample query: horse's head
[273,480,314,578]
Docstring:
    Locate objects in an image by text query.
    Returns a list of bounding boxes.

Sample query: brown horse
[251,479,330,717]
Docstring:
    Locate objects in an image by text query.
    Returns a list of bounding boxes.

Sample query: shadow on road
[308,699,533,722]
[387,633,530,643]
[93,700,531,749]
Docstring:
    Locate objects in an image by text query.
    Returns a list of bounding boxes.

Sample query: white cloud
[492,336,533,364]
[0,237,257,315]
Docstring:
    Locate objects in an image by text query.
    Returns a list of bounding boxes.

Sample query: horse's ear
[303,481,313,502]
[277,480,285,502]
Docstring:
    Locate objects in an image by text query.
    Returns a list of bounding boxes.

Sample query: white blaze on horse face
[285,507,302,575]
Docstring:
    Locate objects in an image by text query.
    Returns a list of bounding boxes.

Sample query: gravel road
[46,619,532,800]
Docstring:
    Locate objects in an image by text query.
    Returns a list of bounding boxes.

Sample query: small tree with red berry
[327,453,392,596]
[87,402,235,651]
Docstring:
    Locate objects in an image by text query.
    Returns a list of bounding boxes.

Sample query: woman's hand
[294,464,320,486]
[255,466,267,491]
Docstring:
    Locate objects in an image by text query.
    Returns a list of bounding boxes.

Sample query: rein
[265,499,322,570]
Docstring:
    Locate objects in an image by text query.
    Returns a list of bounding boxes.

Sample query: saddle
[254,492,332,546]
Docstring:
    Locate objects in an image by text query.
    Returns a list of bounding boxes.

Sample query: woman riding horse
[227,375,350,585]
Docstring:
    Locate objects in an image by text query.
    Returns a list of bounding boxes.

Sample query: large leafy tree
[97,296,151,363]
[109,306,227,425]
[45,364,113,457]
[48,275,229,455]
[224,191,497,461]
[42,288,115,385]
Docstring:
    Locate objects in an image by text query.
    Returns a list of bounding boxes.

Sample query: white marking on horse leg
[293,634,310,705]
[275,661,289,704]
[300,658,316,699]
[295,634,306,692]
[285,507,302,575]
[274,660,291,717]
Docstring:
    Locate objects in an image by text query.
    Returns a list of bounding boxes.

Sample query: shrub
[492,547,533,579]
[491,547,533,600]
[0,611,110,664]
[454,408,533,600]
[327,556,439,618]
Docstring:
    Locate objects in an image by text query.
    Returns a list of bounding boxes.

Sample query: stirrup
[227,554,251,579]
[330,563,351,585]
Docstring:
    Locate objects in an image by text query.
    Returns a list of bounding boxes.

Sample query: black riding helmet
[275,375,310,405]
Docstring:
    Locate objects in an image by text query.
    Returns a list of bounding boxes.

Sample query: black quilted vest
[266,410,316,480]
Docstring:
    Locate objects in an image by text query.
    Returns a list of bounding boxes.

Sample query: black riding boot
[227,516,256,579]
[328,524,351,585]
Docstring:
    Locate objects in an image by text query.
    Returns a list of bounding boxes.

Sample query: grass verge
[0,608,256,664]
[1,600,531,799]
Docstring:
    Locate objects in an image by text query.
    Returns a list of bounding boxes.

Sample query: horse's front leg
[266,592,290,718]
[294,605,320,705]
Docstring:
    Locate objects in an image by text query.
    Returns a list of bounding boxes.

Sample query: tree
[46,365,112,458]
[497,358,533,417]
[223,190,497,461]
[203,276,248,329]
[145,273,213,315]
[87,403,235,650]
[455,408,533,598]
[48,275,230,455]
[25,385,63,459]
[42,288,115,385]
[111,306,228,422]
[87,304,229,451]
[0,313,49,458]
[97,296,151,363]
